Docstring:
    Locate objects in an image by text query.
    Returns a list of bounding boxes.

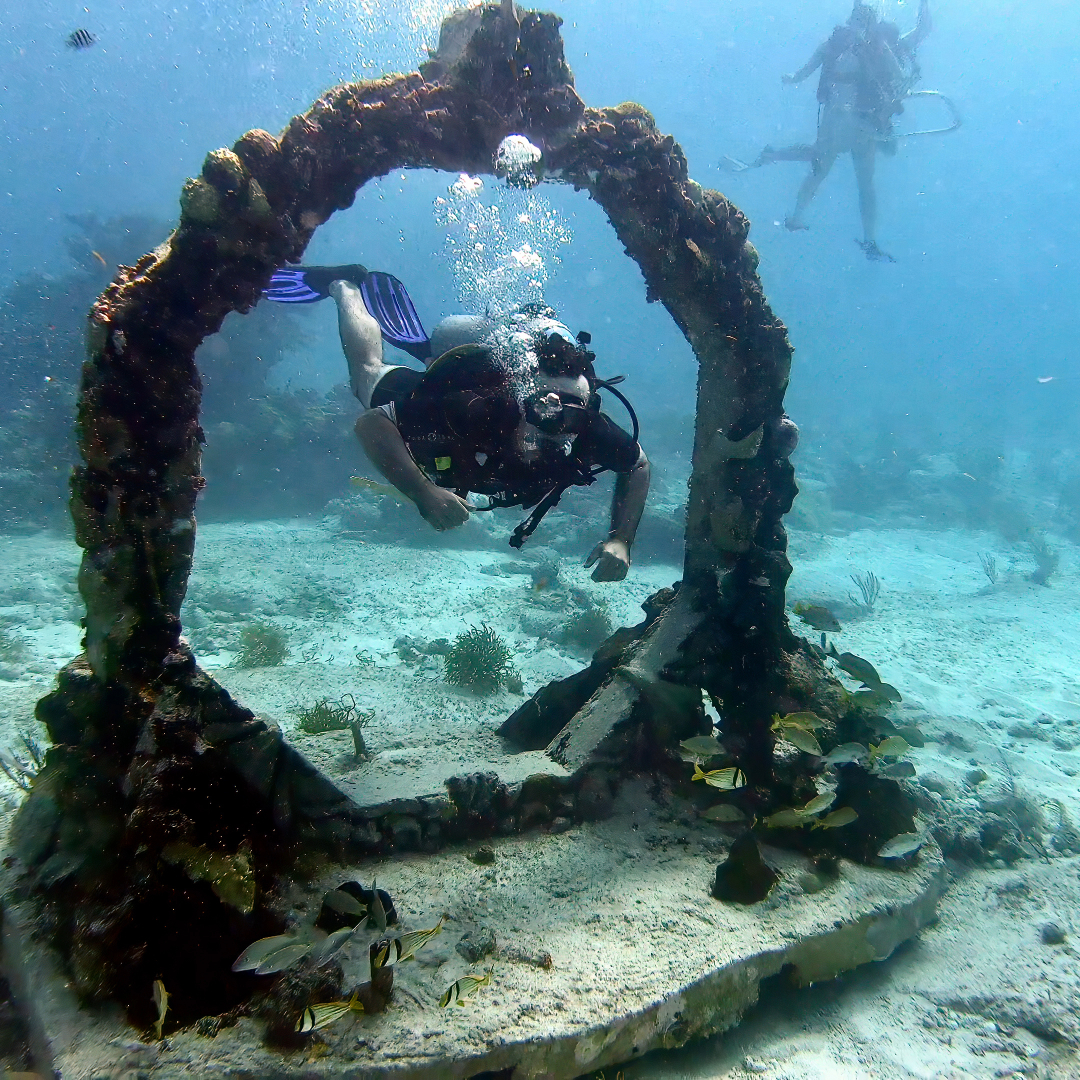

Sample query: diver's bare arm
[784,44,828,84]
[354,410,471,529]
[584,450,650,582]
[609,450,650,546]
[354,410,430,500]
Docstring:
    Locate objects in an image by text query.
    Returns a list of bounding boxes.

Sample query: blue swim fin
[262,264,367,304]
[263,265,432,362]
[359,271,431,362]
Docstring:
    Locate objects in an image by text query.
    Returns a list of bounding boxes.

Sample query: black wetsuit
[370,350,640,510]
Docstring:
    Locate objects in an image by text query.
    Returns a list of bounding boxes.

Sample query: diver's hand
[782,73,797,85]
[415,486,473,531]
[584,539,630,582]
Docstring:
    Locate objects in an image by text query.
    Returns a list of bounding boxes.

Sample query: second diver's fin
[855,240,896,263]
[263,265,432,362]
[719,154,755,173]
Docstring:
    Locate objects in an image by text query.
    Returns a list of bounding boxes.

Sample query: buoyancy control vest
[394,338,640,547]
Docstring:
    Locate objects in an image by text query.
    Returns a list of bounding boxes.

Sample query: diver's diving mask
[523,389,592,436]
[523,324,598,435]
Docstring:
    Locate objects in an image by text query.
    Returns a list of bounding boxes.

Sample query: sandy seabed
[0,516,1078,1079]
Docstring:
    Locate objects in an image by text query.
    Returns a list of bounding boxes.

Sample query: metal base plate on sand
[3,782,946,1080]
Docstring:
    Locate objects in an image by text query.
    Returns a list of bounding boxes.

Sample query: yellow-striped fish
[152,980,168,1041]
[765,790,837,828]
[772,710,826,731]
[295,992,363,1033]
[771,712,825,755]
[691,762,747,791]
[439,964,494,1008]
[869,736,911,765]
[373,917,446,969]
[799,791,836,816]
[811,806,858,830]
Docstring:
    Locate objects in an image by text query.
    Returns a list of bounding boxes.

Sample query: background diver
[264,264,650,583]
[726,0,932,262]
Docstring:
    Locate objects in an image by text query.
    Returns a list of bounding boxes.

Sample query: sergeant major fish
[66,29,97,49]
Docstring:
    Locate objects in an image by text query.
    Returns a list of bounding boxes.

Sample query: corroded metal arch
[77,3,797,713]
[17,0,837,1021]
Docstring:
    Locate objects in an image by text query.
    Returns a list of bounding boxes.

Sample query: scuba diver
[726,0,939,262]
[263,264,650,582]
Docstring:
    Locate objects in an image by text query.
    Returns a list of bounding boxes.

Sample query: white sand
[0,518,1078,1077]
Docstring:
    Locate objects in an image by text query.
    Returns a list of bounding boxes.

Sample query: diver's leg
[331,280,403,408]
[851,143,894,261]
[852,143,878,246]
[785,104,846,230]
[786,149,837,231]
[724,143,816,172]
[758,143,816,164]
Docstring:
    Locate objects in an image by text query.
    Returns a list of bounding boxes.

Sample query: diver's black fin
[856,240,896,263]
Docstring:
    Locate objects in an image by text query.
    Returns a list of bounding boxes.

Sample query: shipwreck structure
[5,4,937,1076]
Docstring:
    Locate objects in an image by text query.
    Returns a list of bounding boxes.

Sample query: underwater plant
[979,552,998,584]
[234,621,289,668]
[444,624,516,694]
[558,605,613,656]
[0,732,46,792]
[848,570,881,612]
[293,695,373,759]
[1028,536,1059,586]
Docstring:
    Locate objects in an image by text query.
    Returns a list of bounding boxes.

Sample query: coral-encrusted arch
[19,1,820,1018]
[76,3,795,692]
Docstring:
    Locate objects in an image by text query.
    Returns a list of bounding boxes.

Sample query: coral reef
[0,214,313,529]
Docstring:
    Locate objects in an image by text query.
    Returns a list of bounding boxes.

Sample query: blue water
[3,0,1078,452]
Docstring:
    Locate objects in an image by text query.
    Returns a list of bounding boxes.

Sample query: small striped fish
[439,964,494,1008]
[295,991,363,1033]
[372,917,446,969]
[66,29,97,50]
[691,763,747,791]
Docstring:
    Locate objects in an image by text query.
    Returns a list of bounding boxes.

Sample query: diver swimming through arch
[264,265,649,568]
